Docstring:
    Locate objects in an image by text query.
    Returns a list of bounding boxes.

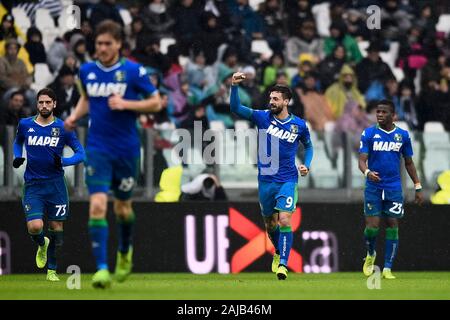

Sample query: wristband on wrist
[415,182,422,192]
[364,169,371,177]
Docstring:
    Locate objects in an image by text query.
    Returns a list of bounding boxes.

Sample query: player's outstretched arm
[230,72,253,121]
[299,140,313,176]
[65,95,89,131]
[61,131,86,167]
[12,121,25,168]
[404,157,424,205]
[108,92,162,113]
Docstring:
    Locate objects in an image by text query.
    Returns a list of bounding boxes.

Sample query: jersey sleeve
[359,129,369,154]
[401,131,413,158]
[62,129,86,166]
[251,110,269,127]
[13,120,25,158]
[76,65,87,97]
[299,122,313,168]
[134,65,157,97]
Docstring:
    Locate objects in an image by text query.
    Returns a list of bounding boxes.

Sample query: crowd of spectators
[0,0,449,134]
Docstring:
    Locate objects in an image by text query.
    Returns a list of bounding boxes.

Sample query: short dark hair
[269,84,292,101]
[37,88,57,102]
[10,90,25,100]
[376,99,395,113]
[95,20,123,42]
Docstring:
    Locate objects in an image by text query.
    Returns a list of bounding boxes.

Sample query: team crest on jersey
[114,70,126,82]
[25,204,31,212]
[367,203,372,210]
[290,124,298,134]
[394,133,402,142]
[51,128,60,137]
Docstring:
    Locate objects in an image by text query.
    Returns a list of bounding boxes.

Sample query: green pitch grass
[0,272,449,300]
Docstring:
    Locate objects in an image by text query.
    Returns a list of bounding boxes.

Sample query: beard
[38,109,52,118]
[270,104,283,115]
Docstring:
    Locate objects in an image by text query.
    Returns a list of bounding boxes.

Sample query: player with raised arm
[359,100,423,279]
[230,72,313,280]
[64,20,161,288]
[13,88,85,281]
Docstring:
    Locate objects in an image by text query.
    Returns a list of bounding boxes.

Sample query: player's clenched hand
[64,115,77,131]
[108,94,126,110]
[13,157,25,168]
[415,191,424,206]
[298,165,309,176]
[231,72,246,85]
[367,171,381,182]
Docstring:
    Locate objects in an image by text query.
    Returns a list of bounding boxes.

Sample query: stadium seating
[0,146,4,186]
[249,0,264,11]
[380,41,399,69]
[234,120,250,132]
[423,122,450,187]
[251,40,273,58]
[35,8,58,50]
[436,14,450,35]
[312,2,331,37]
[11,7,31,35]
[119,8,132,26]
[31,63,55,92]
[308,130,339,188]
[160,37,176,55]
[358,41,370,57]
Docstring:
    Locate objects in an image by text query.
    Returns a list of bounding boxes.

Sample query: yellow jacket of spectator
[325,64,366,119]
[0,40,33,74]
[0,6,33,74]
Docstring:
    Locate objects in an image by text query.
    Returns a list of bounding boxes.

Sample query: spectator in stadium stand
[125,17,145,51]
[240,65,263,107]
[24,27,46,66]
[286,0,314,36]
[0,90,30,126]
[285,18,323,66]
[296,72,333,132]
[228,0,265,43]
[132,36,170,74]
[415,3,439,40]
[325,64,366,119]
[193,12,227,66]
[397,26,428,80]
[421,54,449,91]
[417,60,450,131]
[257,0,285,53]
[48,66,80,121]
[89,0,124,28]
[165,44,184,76]
[185,49,210,90]
[396,80,419,130]
[46,37,68,73]
[291,54,320,90]
[324,21,363,65]
[346,9,372,41]
[69,33,92,65]
[317,44,346,91]
[170,0,203,56]
[355,42,395,95]
[333,100,371,154]
[0,38,33,101]
[0,13,18,41]
[140,0,175,39]
[80,20,95,57]
[262,52,290,91]
[180,173,228,201]
[203,70,251,128]
[202,0,232,29]
[381,0,413,41]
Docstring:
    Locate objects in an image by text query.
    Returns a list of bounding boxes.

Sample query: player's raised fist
[232,72,246,85]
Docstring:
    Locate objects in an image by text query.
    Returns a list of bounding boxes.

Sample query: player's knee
[278,216,291,228]
[90,200,107,218]
[27,220,43,234]
[114,200,132,218]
